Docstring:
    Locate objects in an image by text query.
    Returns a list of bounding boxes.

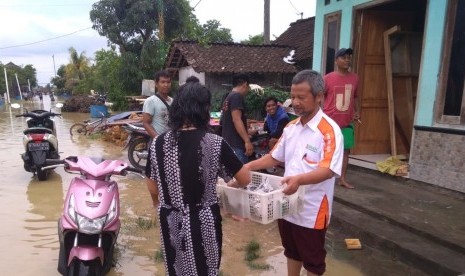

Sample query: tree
[20,65,38,88]
[241,33,265,45]
[92,48,122,94]
[65,47,91,93]
[193,20,233,44]
[89,0,234,95]
[51,65,66,92]
[0,62,37,96]
[90,0,194,92]
[90,0,193,51]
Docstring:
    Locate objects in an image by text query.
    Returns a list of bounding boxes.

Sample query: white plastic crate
[217,172,303,224]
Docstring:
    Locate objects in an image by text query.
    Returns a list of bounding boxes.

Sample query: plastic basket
[217,172,303,224]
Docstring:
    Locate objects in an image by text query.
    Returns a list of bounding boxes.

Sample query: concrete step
[341,167,465,255]
[332,201,465,276]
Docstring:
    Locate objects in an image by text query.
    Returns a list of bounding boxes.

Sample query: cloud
[1,0,316,85]
[0,2,108,85]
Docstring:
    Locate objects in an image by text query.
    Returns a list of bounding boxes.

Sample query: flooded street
[0,96,413,276]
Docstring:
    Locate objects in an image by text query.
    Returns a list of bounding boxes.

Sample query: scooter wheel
[128,137,149,171]
[37,167,47,181]
[70,123,87,136]
[68,259,102,276]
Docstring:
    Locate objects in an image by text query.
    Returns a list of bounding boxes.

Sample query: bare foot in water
[338,179,355,189]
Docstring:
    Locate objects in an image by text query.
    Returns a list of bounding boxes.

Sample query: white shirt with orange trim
[271,109,343,229]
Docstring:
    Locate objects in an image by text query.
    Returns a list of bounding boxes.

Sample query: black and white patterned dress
[147,129,243,276]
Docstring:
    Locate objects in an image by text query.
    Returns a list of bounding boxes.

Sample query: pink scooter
[43,156,143,275]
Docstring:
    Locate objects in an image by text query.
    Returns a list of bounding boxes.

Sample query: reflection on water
[22,173,64,274]
[0,97,415,275]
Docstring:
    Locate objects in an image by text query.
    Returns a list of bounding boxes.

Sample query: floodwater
[0,95,417,276]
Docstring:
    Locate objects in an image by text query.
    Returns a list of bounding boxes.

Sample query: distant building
[274,17,315,70]
[164,41,297,93]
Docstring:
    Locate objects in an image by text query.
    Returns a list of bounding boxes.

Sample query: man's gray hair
[291,69,325,97]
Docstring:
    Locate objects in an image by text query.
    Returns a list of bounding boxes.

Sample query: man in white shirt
[245,70,343,276]
[142,70,173,138]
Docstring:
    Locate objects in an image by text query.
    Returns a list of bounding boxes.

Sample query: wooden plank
[384,25,401,156]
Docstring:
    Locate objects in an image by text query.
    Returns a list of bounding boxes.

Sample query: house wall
[179,67,205,85]
[410,128,465,193]
[314,0,465,193]
[313,0,447,128]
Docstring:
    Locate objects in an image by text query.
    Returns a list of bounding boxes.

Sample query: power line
[192,0,202,10]
[0,4,89,7]
[287,0,301,15]
[0,27,93,50]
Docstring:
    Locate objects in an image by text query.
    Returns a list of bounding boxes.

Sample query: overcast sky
[0,0,316,86]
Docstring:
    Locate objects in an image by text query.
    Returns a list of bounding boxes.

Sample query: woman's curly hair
[168,82,211,131]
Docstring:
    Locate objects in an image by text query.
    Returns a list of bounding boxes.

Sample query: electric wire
[0,27,93,50]
[192,0,202,10]
[287,0,301,15]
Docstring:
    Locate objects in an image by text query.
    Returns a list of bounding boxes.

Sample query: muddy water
[0,96,366,275]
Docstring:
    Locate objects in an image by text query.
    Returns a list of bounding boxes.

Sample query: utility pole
[264,0,270,44]
[158,0,165,41]
[4,68,10,104]
[15,73,23,100]
[52,55,57,77]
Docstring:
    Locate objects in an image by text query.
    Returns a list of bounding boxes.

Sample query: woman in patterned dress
[145,82,250,276]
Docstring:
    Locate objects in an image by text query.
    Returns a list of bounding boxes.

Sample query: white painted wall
[179,66,205,85]
[141,79,155,96]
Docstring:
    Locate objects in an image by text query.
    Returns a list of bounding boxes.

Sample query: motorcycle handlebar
[15,112,61,118]
[45,159,67,165]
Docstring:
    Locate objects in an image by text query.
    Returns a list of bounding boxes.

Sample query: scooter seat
[24,127,53,135]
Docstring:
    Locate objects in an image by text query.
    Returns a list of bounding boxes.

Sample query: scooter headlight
[77,214,107,234]
[67,194,77,223]
[106,196,118,224]
[67,194,117,234]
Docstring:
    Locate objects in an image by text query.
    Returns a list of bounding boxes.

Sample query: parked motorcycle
[123,123,151,171]
[41,156,143,275]
[11,103,63,180]
[249,132,282,175]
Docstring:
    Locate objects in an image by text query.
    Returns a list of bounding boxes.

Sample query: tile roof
[164,41,297,74]
[273,17,315,62]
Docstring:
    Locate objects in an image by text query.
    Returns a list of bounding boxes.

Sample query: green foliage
[64,47,91,94]
[153,249,164,263]
[0,62,37,94]
[88,132,103,140]
[49,0,236,110]
[108,89,129,112]
[89,0,193,94]
[211,90,228,112]
[135,216,156,230]
[92,48,122,94]
[211,87,290,119]
[194,20,233,44]
[243,240,271,270]
[241,33,265,45]
[245,87,290,120]
[51,65,66,92]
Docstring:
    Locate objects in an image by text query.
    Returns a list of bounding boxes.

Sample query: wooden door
[352,11,415,154]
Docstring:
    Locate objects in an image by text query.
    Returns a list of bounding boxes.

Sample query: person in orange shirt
[245,70,343,276]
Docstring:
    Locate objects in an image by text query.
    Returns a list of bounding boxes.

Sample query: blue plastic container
[90,105,109,118]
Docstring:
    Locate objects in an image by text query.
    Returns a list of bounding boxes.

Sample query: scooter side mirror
[11,103,21,109]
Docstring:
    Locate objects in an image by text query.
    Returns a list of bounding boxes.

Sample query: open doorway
[349,0,427,171]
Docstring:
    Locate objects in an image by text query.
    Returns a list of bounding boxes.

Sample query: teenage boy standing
[323,48,360,189]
